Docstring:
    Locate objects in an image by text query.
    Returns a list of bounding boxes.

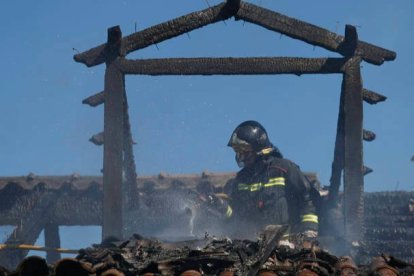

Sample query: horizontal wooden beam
[119,57,347,75]
[362,88,387,104]
[237,2,396,65]
[82,91,104,107]
[74,2,232,67]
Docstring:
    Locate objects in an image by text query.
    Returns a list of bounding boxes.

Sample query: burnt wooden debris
[1,229,414,275]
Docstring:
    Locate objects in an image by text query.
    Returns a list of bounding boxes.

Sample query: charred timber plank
[362,88,387,104]
[120,57,346,75]
[236,2,396,65]
[82,91,105,107]
[102,27,124,240]
[74,2,232,67]
[44,223,61,264]
[342,55,364,242]
[363,129,376,142]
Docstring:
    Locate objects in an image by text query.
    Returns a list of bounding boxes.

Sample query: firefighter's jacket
[225,155,318,238]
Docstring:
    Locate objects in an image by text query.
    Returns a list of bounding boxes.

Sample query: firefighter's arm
[289,164,319,236]
[212,193,233,219]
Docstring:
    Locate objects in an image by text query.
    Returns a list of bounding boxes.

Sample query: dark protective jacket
[225,154,318,239]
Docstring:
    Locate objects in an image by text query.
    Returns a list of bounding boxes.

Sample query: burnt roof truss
[74,0,396,243]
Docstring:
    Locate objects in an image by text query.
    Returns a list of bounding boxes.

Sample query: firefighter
[224,120,318,241]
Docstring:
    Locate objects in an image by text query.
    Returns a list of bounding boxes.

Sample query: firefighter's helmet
[228,120,283,158]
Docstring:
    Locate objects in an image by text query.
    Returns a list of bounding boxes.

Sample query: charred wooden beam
[362,88,387,104]
[363,129,376,142]
[122,90,139,210]
[44,223,61,264]
[89,132,104,146]
[342,45,364,245]
[327,83,345,207]
[74,2,232,67]
[226,0,241,15]
[343,55,364,242]
[236,2,396,65]
[103,26,124,240]
[119,57,347,75]
[82,91,105,107]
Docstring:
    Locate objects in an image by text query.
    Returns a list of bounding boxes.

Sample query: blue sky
[0,0,413,260]
[0,0,413,194]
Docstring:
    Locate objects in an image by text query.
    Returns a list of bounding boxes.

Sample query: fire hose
[0,243,78,254]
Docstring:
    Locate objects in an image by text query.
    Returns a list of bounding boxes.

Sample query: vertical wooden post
[122,90,139,210]
[102,26,124,240]
[328,86,345,207]
[341,25,364,242]
[44,223,61,263]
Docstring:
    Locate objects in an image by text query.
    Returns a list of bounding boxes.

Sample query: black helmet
[228,120,283,157]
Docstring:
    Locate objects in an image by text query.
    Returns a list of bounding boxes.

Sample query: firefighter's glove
[303,230,318,239]
[206,194,224,210]
[301,230,318,249]
[202,194,230,218]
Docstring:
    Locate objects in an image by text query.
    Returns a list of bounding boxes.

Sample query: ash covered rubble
[2,228,414,276]
[70,227,414,276]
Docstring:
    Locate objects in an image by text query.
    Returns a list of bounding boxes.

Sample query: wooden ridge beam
[236,2,396,65]
[119,57,347,75]
[74,2,232,67]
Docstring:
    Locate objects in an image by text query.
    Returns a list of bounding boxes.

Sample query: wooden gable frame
[73,0,396,242]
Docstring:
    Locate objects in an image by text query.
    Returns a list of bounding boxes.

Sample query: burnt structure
[73,0,395,244]
[0,0,399,271]
[0,175,413,271]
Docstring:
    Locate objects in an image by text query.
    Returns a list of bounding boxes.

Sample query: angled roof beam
[119,57,347,75]
[236,2,396,65]
[74,2,235,67]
